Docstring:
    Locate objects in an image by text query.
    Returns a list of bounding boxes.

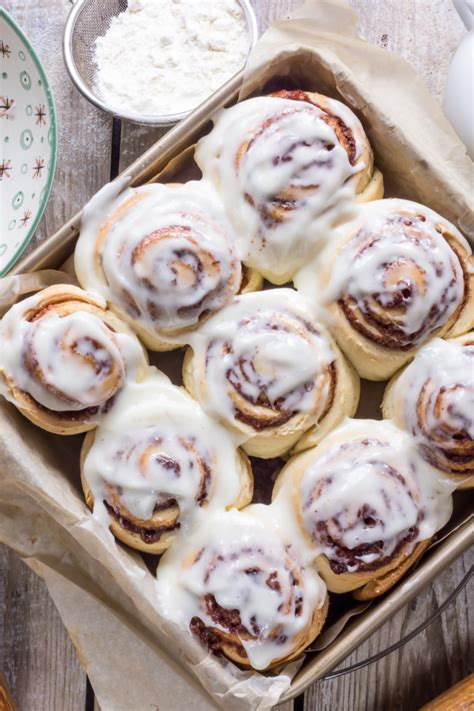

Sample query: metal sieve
[63,0,259,126]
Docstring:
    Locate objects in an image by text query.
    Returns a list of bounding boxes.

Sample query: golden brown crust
[320,209,474,380]
[182,318,359,459]
[273,438,434,597]
[0,285,148,436]
[382,331,474,490]
[352,538,432,600]
[292,344,360,453]
[270,90,383,201]
[81,431,178,554]
[207,594,329,669]
[78,185,262,352]
[219,89,383,286]
[187,545,329,669]
[80,430,254,555]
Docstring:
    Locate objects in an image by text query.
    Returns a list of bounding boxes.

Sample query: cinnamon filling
[189,617,247,660]
[204,594,256,636]
[230,359,336,432]
[24,301,82,322]
[420,443,474,478]
[239,91,356,231]
[21,390,116,422]
[195,461,212,506]
[104,500,179,544]
[117,225,238,327]
[239,265,252,293]
[271,89,357,165]
[338,220,467,349]
[316,520,420,574]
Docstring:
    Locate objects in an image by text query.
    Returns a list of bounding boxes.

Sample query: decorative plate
[0,8,57,275]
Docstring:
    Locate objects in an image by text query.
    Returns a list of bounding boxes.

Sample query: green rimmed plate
[0,7,57,275]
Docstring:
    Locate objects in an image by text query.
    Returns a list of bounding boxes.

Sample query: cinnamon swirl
[272,419,453,598]
[383,333,474,489]
[81,370,253,553]
[309,199,474,380]
[0,285,147,435]
[195,91,383,284]
[75,180,262,351]
[182,289,360,458]
[156,507,328,669]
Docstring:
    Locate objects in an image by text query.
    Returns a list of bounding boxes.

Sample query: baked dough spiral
[272,419,453,599]
[383,333,474,489]
[156,508,328,669]
[315,199,474,379]
[0,285,147,435]
[183,289,360,458]
[75,180,262,351]
[81,371,253,553]
[195,91,383,284]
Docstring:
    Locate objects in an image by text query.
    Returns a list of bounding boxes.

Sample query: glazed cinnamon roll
[75,180,262,351]
[310,199,474,380]
[383,333,474,489]
[156,507,328,669]
[0,285,147,435]
[195,91,383,284]
[182,289,360,458]
[272,419,453,599]
[81,371,253,554]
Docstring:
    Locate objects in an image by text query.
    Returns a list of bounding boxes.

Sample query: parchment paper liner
[1,1,473,709]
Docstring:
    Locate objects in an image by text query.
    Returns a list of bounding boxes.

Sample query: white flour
[93,0,251,117]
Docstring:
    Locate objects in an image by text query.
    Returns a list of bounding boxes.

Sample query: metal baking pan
[10,62,474,703]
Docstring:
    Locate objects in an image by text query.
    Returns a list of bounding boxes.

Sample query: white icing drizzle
[187,289,335,433]
[156,506,327,670]
[389,337,474,474]
[83,370,246,530]
[289,419,453,572]
[75,180,242,340]
[321,199,469,346]
[195,95,363,283]
[0,291,143,412]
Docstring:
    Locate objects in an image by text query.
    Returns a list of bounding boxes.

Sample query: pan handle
[323,565,473,680]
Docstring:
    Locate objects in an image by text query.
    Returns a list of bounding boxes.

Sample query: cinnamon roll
[272,419,453,598]
[383,333,474,489]
[156,507,328,669]
[182,289,360,458]
[81,371,253,553]
[195,90,383,284]
[0,285,147,435]
[311,199,474,380]
[75,180,262,351]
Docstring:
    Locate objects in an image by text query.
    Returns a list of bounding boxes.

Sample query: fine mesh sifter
[63,0,259,126]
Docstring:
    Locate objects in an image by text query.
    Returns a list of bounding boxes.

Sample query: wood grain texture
[349,0,465,100]
[304,553,473,711]
[0,546,86,711]
[0,2,471,711]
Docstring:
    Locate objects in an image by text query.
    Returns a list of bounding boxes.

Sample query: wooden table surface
[0,1,472,710]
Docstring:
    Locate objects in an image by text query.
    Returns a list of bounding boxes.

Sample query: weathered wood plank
[0,546,87,711]
[349,0,464,101]
[304,553,473,710]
